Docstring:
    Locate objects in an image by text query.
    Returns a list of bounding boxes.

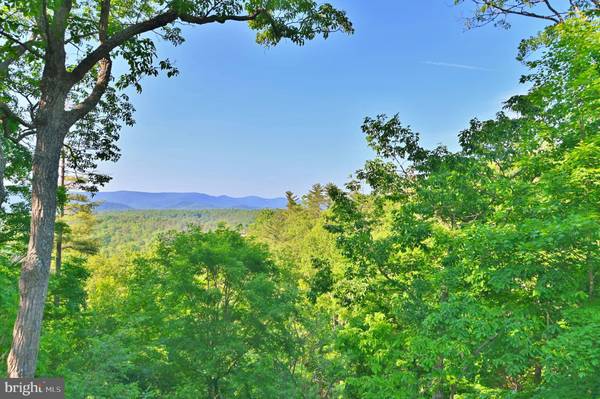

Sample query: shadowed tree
[0,0,352,377]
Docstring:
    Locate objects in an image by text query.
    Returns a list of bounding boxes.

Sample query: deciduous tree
[0,0,352,377]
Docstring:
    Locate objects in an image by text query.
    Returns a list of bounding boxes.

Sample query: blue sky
[100,0,548,197]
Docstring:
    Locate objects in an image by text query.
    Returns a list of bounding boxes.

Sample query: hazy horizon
[91,189,287,199]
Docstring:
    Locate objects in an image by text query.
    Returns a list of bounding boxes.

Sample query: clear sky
[99,0,548,198]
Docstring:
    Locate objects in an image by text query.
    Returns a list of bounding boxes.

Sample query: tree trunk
[432,356,446,399]
[534,364,542,385]
[208,377,221,399]
[433,287,449,399]
[7,121,65,377]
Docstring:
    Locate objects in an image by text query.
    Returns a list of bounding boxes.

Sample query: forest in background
[0,1,598,398]
[94,209,260,254]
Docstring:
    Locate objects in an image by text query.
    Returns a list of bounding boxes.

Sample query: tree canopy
[0,1,598,397]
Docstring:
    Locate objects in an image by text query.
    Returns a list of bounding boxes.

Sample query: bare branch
[480,0,561,24]
[14,129,36,143]
[542,0,565,21]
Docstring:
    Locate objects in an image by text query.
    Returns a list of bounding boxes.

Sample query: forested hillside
[94,209,261,253]
[0,1,598,398]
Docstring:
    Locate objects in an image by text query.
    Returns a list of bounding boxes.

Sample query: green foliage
[119,227,299,397]
[65,228,300,398]
[324,16,600,398]
[0,254,18,372]
[308,258,334,304]
[249,184,349,396]
[94,209,260,254]
[0,5,597,399]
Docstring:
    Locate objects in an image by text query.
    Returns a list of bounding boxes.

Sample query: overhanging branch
[0,31,43,59]
[542,0,565,21]
[480,0,562,24]
[66,0,112,125]
[65,58,112,126]
[178,11,263,24]
[68,9,265,86]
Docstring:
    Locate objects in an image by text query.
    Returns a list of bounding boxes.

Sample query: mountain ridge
[86,191,286,211]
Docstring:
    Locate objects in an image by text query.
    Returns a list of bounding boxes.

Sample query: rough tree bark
[7,115,68,377]
[8,0,93,377]
[534,364,542,385]
[7,16,71,370]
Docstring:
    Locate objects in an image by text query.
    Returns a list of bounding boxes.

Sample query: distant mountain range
[86,191,286,212]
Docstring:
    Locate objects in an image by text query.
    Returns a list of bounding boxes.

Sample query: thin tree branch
[0,32,41,75]
[61,142,81,169]
[542,0,565,21]
[0,45,26,75]
[0,103,33,129]
[65,31,99,45]
[65,0,112,125]
[1,117,35,145]
[481,0,561,23]
[0,32,43,59]
[178,11,263,24]
[14,129,36,143]
[6,85,39,122]
[461,332,501,374]
[68,9,265,85]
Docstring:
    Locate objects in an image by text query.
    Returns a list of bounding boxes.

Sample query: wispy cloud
[422,61,493,72]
